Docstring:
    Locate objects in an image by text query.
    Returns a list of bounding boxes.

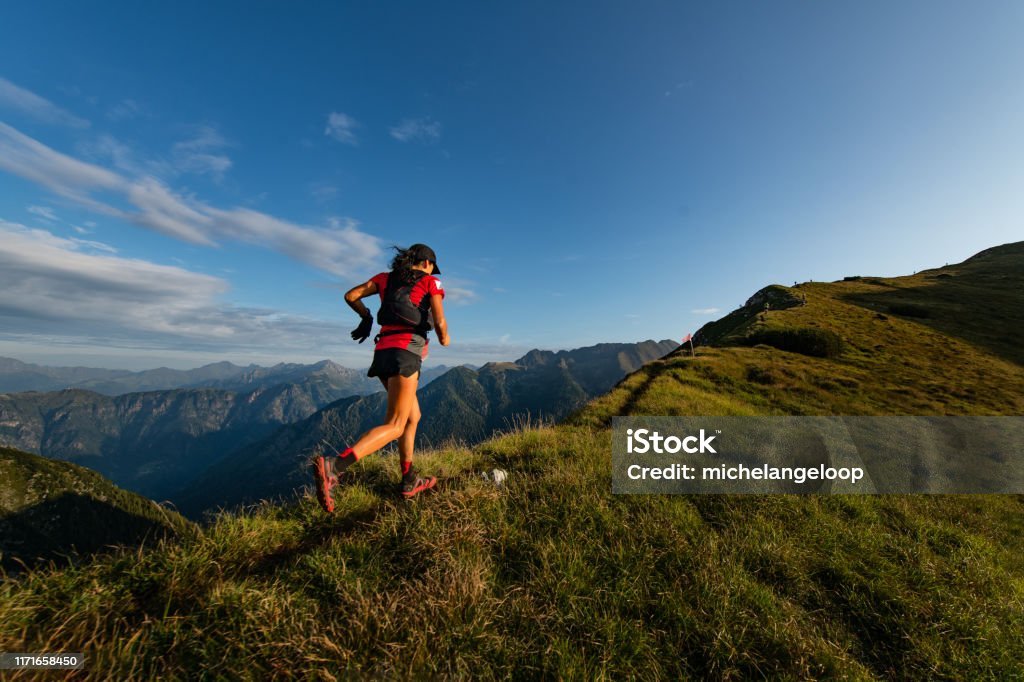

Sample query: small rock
[481,469,508,487]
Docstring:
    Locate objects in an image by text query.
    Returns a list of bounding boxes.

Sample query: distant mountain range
[2,339,679,516]
[0,357,457,396]
[175,339,678,516]
[0,445,192,572]
[0,360,457,500]
[0,383,340,501]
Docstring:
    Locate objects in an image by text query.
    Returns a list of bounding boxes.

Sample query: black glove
[351,314,373,343]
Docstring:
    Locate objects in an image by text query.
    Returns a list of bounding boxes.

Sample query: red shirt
[369,271,445,359]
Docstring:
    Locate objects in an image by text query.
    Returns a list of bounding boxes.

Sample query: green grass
[2,428,1022,679]
[2,243,1023,679]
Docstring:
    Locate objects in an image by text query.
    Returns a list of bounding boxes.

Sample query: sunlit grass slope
[1,243,1022,679]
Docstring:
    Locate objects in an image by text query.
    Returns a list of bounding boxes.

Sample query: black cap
[408,243,441,274]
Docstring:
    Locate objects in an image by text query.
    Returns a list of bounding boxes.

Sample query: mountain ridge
[0,356,467,396]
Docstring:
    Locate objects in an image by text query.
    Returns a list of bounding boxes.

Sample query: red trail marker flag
[682,333,695,356]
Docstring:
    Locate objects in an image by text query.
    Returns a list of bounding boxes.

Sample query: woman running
[311,243,450,511]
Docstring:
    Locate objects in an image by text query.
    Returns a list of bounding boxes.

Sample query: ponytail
[389,245,421,286]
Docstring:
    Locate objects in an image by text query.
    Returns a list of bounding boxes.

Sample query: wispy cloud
[68,236,118,254]
[442,285,479,305]
[172,125,232,180]
[0,77,91,129]
[27,205,57,221]
[106,98,144,121]
[325,112,359,145]
[433,275,479,306]
[691,307,721,315]
[81,126,231,181]
[434,338,532,366]
[0,219,227,338]
[0,123,124,217]
[0,219,347,354]
[389,117,441,143]
[0,122,383,276]
[79,133,167,177]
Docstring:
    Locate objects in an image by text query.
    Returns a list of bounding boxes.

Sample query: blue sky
[1,1,1022,370]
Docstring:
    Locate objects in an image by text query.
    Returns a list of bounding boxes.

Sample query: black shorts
[367,348,422,380]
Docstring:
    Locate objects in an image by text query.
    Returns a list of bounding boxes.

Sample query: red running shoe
[311,455,338,512]
[401,475,437,499]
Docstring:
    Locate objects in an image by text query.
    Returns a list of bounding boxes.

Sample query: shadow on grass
[607,365,666,425]
[1,493,182,574]
[247,469,424,579]
[841,271,1024,367]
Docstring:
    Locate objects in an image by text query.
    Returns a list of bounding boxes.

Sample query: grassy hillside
[1,245,1022,679]
[0,447,193,573]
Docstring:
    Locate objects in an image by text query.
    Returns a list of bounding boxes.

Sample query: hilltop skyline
[1,1,1022,369]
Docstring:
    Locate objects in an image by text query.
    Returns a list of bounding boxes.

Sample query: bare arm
[430,293,450,346]
[344,280,378,319]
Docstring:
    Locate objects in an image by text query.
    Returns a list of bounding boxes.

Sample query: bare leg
[398,384,422,470]
[374,373,421,470]
[350,373,420,458]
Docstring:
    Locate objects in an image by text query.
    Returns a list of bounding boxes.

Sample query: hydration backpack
[377,269,433,333]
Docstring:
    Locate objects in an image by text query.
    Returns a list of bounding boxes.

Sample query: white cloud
[82,127,231,180]
[0,219,227,336]
[79,133,158,176]
[390,117,442,143]
[172,125,232,180]
[432,338,531,367]
[325,112,359,145]
[202,210,382,276]
[691,307,721,315]
[0,219,347,354]
[443,285,479,305]
[0,122,383,276]
[27,205,57,221]
[69,237,118,254]
[0,123,123,204]
[431,274,478,306]
[124,177,217,245]
[0,77,90,128]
